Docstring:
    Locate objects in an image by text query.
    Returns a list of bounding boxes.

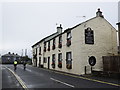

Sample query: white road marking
[5,67,29,90]
[50,78,75,88]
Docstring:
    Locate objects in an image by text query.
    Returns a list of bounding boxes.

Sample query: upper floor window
[52,38,56,50]
[33,48,37,59]
[39,46,41,55]
[33,49,35,55]
[66,31,72,46]
[52,54,55,68]
[85,27,94,44]
[36,48,37,55]
[58,35,62,48]
[48,41,50,51]
[44,42,46,52]
[66,52,72,69]
[58,53,62,68]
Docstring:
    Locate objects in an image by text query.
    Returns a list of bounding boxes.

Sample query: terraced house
[32,9,118,75]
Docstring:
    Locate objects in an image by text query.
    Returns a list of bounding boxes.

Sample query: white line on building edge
[50,78,75,88]
[5,67,29,90]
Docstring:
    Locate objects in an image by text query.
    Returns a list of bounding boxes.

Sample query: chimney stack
[96,8,104,18]
[57,24,63,34]
[117,22,120,53]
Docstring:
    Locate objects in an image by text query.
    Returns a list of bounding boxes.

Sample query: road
[1,64,120,89]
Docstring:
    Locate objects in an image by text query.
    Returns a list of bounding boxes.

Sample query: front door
[35,58,37,67]
[39,57,41,67]
[48,57,50,69]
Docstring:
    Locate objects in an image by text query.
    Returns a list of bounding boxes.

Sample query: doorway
[48,57,50,69]
[39,57,41,67]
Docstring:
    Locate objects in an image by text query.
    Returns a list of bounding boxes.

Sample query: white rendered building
[32,9,117,75]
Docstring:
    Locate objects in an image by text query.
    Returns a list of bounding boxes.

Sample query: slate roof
[32,16,116,48]
[2,53,21,57]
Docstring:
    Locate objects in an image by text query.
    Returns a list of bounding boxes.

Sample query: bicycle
[14,64,17,71]
[23,65,26,70]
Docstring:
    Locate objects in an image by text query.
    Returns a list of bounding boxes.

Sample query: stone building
[32,9,117,75]
[1,52,21,64]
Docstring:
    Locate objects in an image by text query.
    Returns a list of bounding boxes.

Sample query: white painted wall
[32,16,117,75]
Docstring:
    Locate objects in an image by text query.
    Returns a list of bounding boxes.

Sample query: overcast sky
[0,0,119,57]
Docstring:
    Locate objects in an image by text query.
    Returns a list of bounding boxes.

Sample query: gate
[102,56,120,73]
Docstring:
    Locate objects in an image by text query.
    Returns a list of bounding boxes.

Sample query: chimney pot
[96,8,104,18]
[57,24,63,34]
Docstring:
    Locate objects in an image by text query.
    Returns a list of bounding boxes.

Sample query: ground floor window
[58,53,62,68]
[39,57,41,67]
[66,52,72,69]
[43,57,47,63]
[52,54,55,68]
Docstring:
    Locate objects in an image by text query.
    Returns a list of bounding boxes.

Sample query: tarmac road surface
[1,64,120,89]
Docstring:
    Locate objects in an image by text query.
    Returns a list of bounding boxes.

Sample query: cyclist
[23,60,27,70]
[14,60,18,71]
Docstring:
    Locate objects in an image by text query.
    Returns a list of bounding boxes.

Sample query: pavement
[1,64,120,89]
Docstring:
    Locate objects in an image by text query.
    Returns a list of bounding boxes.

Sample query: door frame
[48,57,50,69]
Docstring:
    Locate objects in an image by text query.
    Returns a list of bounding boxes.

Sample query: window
[58,36,62,48]
[52,54,55,68]
[44,42,46,52]
[66,32,72,46]
[39,57,41,67]
[58,53,62,68]
[39,47,41,55]
[33,49,37,59]
[36,48,37,55]
[43,57,47,63]
[48,41,50,51]
[52,38,56,50]
[66,52,72,69]
[85,27,94,44]
[67,32,72,39]
[88,56,96,66]
[33,48,37,59]
[33,49,35,55]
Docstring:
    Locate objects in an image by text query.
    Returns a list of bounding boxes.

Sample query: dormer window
[58,35,62,48]
[52,38,56,50]
[48,41,50,51]
[66,31,72,46]
[85,27,94,44]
